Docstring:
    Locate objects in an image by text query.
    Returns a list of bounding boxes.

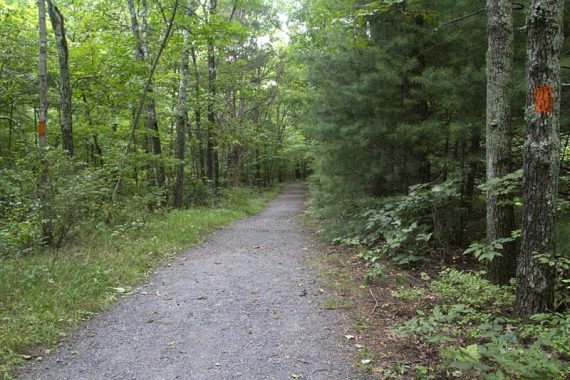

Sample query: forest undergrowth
[308,181,570,379]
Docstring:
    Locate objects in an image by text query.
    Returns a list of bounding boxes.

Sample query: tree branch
[229,0,237,21]
[434,8,485,32]
[0,116,21,126]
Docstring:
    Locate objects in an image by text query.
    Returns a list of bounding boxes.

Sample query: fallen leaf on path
[167,341,176,347]
[291,374,303,379]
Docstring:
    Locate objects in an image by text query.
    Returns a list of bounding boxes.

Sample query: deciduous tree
[485,0,516,284]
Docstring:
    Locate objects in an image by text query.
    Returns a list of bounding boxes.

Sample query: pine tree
[517,0,565,317]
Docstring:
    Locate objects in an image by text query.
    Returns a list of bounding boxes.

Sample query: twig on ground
[370,288,380,315]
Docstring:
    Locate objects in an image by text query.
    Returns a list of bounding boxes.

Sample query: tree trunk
[206,0,218,188]
[190,46,206,180]
[517,0,564,317]
[145,96,166,189]
[8,102,14,153]
[227,147,241,188]
[174,5,191,208]
[81,92,103,166]
[47,0,73,157]
[485,0,517,284]
[38,0,53,245]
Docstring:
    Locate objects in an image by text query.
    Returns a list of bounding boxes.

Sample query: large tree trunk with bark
[517,0,564,317]
[47,0,73,157]
[485,0,517,284]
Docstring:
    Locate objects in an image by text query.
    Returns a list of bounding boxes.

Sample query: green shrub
[395,269,570,379]
[315,178,473,280]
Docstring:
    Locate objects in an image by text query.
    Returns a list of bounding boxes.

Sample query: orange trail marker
[534,85,553,114]
[38,121,46,137]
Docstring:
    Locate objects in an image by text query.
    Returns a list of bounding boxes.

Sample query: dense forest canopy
[1,0,570,377]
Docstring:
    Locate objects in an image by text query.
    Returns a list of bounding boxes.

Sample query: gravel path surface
[20,184,366,380]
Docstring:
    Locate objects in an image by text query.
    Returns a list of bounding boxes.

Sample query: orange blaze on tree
[534,85,553,114]
[38,121,46,137]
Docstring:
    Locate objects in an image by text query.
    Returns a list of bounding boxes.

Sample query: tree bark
[517,0,564,317]
[190,46,206,180]
[174,4,192,208]
[206,0,218,188]
[485,0,517,284]
[38,0,53,245]
[47,0,73,157]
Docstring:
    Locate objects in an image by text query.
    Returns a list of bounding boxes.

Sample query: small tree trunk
[174,5,191,208]
[81,92,103,166]
[190,46,206,180]
[8,102,14,153]
[206,0,218,188]
[206,47,216,186]
[145,96,166,189]
[47,0,73,157]
[485,0,517,284]
[228,147,241,188]
[517,0,564,317]
[38,0,53,245]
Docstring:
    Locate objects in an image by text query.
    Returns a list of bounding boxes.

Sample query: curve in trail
[20,184,364,380]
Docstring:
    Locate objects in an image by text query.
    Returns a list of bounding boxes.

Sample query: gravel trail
[20,184,365,380]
